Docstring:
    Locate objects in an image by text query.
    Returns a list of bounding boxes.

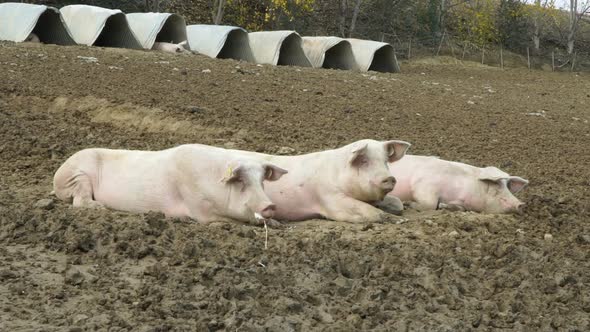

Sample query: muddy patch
[0,41,589,331]
[49,96,225,137]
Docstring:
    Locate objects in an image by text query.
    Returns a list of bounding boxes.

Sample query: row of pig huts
[0,2,400,73]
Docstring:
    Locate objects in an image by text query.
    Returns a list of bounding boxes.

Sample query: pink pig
[231,139,411,223]
[387,155,529,214]
[151,41,189,54]
[53,144,287,225]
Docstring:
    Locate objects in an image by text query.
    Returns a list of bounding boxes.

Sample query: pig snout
[379,176,397,192]
[258,202,276,219]
[500,197,526,214]
[514,202,526,214]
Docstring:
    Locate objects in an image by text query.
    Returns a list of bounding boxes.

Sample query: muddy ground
[0,41,589,332]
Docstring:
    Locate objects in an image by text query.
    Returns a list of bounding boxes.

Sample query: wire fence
[374,31,589,72]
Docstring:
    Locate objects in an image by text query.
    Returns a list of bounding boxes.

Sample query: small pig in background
[53,144,288,226]
[387,155,529,214]
[25,32,40,43]
[151,40,191,54]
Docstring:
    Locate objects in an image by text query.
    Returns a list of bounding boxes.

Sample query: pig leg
[68,173,105,209]
[437,202,466,212]
[324,196,391,223]
[408,186,439,211]
[373,196,404,215]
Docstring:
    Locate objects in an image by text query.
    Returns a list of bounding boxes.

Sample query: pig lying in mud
[151,41,190,54]
[231,139,411,223]
[387,155,529,214]
[53,144,287,225]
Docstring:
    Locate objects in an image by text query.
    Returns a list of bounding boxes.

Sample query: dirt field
[0,41,589,331]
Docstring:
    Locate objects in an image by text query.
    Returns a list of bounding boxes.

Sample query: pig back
[91,148,182,213]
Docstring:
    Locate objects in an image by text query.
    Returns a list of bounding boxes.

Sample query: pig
[229,139,411,223]
[52,144,288,225]
[151,41,190,54]
[25,32,40,43]
[386,155,529,214]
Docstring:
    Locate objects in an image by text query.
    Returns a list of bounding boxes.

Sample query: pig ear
[478,167,509,182]
[264,164,288,181]
[349,143,369,166]
[384,140,411,162]
[508,176,529,194]
[220,165,243,183]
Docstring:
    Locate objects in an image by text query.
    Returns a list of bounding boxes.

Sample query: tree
[352,0,416,41]
[430,0,473,43]
[268,0,316,31]
[451,0,500,47]
[497,0,528,49]
[349,0,363,37]
[145,0,162,12]
[219,0,269,31]
[212,0,226,24]
[526,0,556,50]
[337,0,364,38]
[567,0,590,54]
[428,0,442,39]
